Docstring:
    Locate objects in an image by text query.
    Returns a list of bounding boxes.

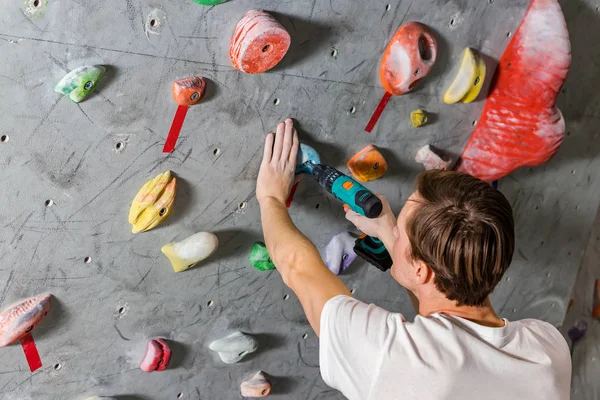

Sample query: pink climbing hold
[0,293,51,348]
[415,145,451,171]
[457,0,571,182]
[139,338,171,372]
[241,371,271,397]
[230,10,291,74]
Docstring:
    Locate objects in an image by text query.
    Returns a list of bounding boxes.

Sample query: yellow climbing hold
[443,48,486,104]
[410,109,428,128]
[129,171,176,233]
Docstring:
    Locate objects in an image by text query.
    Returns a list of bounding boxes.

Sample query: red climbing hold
[457,0,571,182]
[230,10,291,74]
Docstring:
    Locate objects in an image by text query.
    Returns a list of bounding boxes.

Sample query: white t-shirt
[320,295,571,400]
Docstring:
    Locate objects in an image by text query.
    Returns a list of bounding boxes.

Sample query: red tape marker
[286,182,299,208]
[20,333,42,372]
[365,91,392,133]
[163,105,189,153]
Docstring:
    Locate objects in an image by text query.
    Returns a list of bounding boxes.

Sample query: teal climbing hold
[250,242,275,271]
[54,65,105,103]
[191,0,229,5]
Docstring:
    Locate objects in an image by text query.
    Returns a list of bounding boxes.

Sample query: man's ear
[413,260,434,285]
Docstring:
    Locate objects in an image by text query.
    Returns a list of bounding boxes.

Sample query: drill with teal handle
[302,161,393,271]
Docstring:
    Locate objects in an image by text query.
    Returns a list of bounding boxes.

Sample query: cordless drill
[306,162,393,271]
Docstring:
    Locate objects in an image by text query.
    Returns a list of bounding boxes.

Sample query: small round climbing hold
[410,109,428,128]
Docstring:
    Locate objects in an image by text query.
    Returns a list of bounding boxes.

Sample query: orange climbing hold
[380,22,438,95]
[230,10,291,74]
[172,76,206,106]
[346,145,388,182]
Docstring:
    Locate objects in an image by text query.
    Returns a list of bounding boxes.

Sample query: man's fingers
[263,132,274,163]
[272,122,285,161]
[289,125,299,164]
[281,118,294,162]
[344,209,361,224]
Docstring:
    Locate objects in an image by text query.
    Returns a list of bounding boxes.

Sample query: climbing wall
[0,0,599,398]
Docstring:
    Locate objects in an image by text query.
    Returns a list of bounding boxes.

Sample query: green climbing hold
[191,0,229,5]
[250,242,275,271]
[54,65,106,103]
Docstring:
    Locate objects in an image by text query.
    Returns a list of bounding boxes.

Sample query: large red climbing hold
[230,10,291,74]
[457,0,571,182]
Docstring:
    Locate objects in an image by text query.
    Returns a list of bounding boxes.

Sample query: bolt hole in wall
[177,393,183,399]
[213,148,220,156]
[118,307,125,314]
[54,363,61,370]
[472,120,477,126]
[283,294,289,300]
[238,201,247,210]
[45,199,54,207]
[450,18,455,26]
[330,48,338,58]
[315,203,320,209]
[385,4,391,11]
[207,300,214,307]
[273,98,280,105]
[302,333,308,339]
[33,0,40,7]
[150,19,157,27]
[507,32,512,37]
[84,256,91,264]
[349,106,356,114]
[1,135,8,142]
[115,142,124,151]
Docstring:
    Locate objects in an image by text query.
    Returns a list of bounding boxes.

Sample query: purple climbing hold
[324,232,357,275]
[568,319,588,342]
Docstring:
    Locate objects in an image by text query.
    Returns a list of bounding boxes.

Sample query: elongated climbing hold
[324,232,357,276]
[410,109,428,128]
[230,10,291,74]
[457,0,571,182]
[415,145,450,171]
[444,48,486,104]
[380,22,438,96]
[0,293,51,348]
[140,338,171,372]
[241,371,271,397]
[129,171,176,234]
[55,66,105,103]
[346,145,388,182]
[162,232,219,272]
[209,331,258,364]
[250,242,275,271]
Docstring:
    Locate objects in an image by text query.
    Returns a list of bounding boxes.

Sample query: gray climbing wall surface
[0,0,599,398]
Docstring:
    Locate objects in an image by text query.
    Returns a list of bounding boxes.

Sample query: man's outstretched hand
[256,118,299,205]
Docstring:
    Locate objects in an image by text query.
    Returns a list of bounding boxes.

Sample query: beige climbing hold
[129,171,176,234]
[241,371,271,397]
[443,48,486,104]
[415,145,450,170]
[162,232,219,272]
[410,109,428,128]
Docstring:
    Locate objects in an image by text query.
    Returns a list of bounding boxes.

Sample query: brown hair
[406,170,515,307]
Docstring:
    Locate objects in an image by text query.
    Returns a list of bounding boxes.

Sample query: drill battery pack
[354,235,393,271]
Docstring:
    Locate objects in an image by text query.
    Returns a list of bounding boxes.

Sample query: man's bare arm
[256,119,350,336]
[260,197,351,335]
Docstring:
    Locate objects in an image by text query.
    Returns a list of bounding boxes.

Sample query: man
[256,119,571,400]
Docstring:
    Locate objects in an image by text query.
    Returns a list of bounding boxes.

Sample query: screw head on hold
[191,92,199,101]
[84,81,93,90]
[342,253,348,261]
[373,162,379,170]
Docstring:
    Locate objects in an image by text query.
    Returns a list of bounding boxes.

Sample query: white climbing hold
[209,331,258,364]
[415,145,451,170]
